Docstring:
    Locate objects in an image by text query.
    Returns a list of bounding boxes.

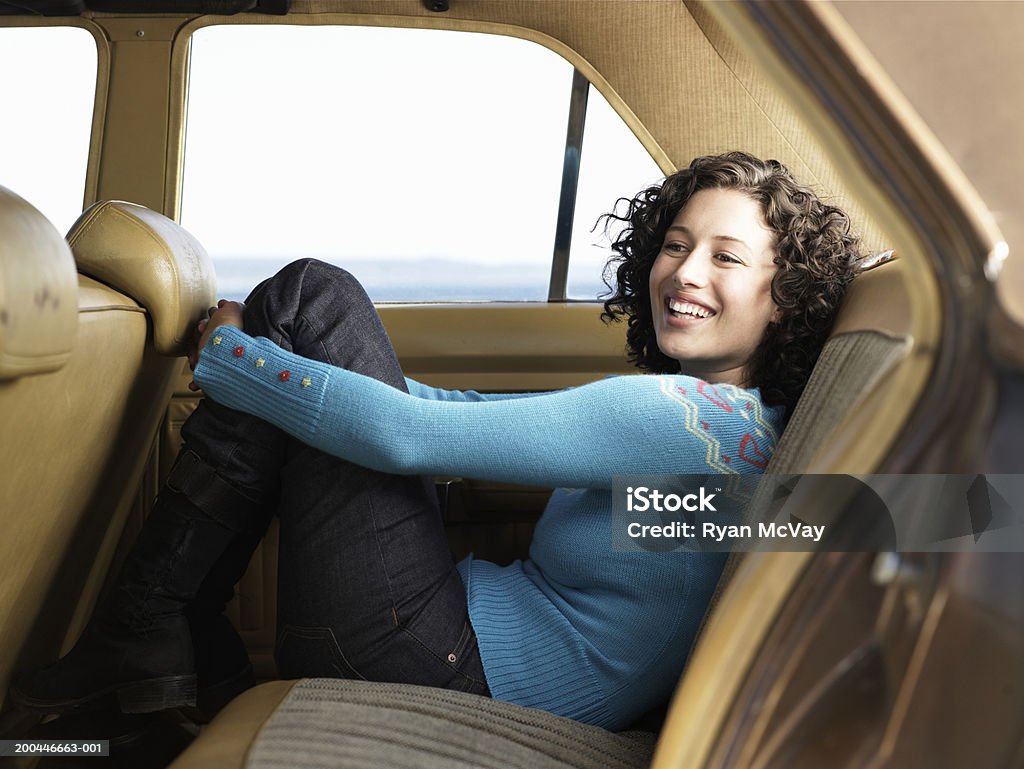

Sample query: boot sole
[117,674,198,714]
[10,674,197,716]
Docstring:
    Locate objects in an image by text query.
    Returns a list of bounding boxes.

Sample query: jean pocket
[445,620,473,667]
[423,619,489,695]
[451,622,489,696]
[275,625,366,680]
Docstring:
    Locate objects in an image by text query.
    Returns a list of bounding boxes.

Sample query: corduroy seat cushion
[171,679,655,769]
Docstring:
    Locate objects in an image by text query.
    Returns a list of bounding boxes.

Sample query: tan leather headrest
[0,186,78,380]
[830,256,912,339]
[67,201,216,356]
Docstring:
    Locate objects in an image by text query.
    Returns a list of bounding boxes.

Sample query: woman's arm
[404,378,549,402]
[194,326,780,489]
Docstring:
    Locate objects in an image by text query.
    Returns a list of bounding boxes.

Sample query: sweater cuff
[193,325,329,444]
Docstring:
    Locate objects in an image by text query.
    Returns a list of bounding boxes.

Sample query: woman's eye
[663,242,689,255]
[714,252,740,264]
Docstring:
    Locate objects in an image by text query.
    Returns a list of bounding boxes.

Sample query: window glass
[567,87,664,300]
[0,26,97,234]
[182,25,573,302]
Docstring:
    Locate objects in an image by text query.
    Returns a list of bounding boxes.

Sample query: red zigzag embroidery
[739,433,769,469]
[697,380,734,412]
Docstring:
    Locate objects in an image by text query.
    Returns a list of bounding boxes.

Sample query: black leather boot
[189,614,256,720]
[9,451,261,715]
[186,516,273,719]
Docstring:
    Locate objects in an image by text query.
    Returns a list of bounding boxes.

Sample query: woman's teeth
[668,299,714,319]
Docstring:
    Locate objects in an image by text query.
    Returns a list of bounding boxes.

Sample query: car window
[568,89,664,300]
[0,26,97,235]
[181,24,661,302]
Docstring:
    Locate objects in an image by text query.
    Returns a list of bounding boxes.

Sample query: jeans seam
[291,258,333,365]
[296,310,334,368]
[277,624,367,681]
[365,492,400,626]
[452,621,471,656]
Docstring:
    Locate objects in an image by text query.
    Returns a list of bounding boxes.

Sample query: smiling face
[648,187,780,386]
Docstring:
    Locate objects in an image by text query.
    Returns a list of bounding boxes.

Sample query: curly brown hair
[601,151,861,414]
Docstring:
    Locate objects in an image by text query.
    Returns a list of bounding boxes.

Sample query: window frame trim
[548,69,590,302]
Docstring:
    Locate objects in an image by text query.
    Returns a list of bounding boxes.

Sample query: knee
[243,258,372,331]
[271,259,363,297]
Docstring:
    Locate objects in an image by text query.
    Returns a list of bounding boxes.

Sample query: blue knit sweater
[193,325,785,730]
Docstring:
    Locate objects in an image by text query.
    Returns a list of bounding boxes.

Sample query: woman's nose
[672,251,711,287]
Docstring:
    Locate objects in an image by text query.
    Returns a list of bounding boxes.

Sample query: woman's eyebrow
[667,225,751,251]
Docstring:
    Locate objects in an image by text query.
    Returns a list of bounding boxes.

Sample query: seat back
[762,252,911,474]
[680,256,910,614]
[0,193,215,708]
[655,255,915,763]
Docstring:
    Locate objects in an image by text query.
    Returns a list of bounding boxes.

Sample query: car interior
[1,1,1021,768]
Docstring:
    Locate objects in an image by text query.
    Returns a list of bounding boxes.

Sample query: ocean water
[212,256,606,303]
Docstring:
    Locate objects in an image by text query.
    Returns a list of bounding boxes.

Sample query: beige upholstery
[0,186,78,379]
[0,195,215,711]
[830,256,912,339]
[770,257,913,472]
[171,681,299,769]
[69,200,217,356]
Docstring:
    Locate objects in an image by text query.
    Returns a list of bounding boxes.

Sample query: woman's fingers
[194,301,245,364]
[189,300,242,382]
[208,299,242,318]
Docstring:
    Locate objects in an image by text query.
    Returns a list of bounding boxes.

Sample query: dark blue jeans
[180,258,489,695]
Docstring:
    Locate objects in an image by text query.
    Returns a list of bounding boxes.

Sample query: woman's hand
[187,299,245,391]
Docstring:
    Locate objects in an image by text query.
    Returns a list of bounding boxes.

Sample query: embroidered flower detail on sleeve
[301,376,312,388]
[279,370,290,382]
[255,358,266,368]
[212,335,223,346]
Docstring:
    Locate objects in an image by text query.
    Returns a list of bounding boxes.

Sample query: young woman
[12,152,860,731]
